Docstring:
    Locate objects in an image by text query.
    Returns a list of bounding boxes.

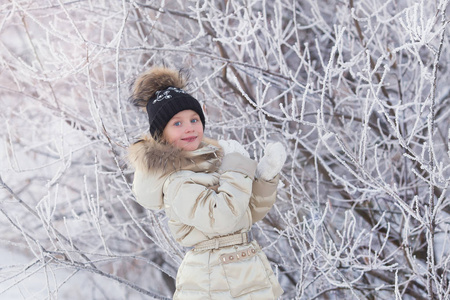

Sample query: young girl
[128,67,286,299]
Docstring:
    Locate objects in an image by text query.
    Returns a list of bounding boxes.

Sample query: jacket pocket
[220,246,270,297]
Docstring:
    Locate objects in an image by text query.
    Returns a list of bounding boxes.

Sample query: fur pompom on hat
[130,67,205,138]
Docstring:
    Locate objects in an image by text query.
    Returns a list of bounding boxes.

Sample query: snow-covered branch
[0,0,448,299]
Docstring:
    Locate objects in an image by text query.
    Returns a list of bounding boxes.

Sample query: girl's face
[162,110,204,151]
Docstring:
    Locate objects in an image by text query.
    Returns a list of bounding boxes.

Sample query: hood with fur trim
[128,135,222,210]
[128,135,222,175]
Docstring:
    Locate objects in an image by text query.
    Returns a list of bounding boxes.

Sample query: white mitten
[218,140,250,158]
[256,142,287,180]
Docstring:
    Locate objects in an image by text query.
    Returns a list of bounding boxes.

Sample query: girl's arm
[164,153,257,235]
[250,142,286,222]
[249,176,279,223]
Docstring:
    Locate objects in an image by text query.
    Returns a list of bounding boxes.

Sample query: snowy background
[0,0,449,299]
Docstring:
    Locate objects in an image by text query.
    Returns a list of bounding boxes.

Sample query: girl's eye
[174,121,181,126]
[191,118,198,123]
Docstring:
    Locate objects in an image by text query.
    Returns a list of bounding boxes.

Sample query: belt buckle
[245,231,253,243]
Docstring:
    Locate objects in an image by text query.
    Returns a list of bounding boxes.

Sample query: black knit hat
[146,86,206,138]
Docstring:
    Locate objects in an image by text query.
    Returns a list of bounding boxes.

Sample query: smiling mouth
[182,136,197,142]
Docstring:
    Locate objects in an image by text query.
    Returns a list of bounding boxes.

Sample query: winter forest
[0,0,449,299]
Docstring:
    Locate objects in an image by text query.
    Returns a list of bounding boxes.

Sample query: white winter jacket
[128,135,283,299]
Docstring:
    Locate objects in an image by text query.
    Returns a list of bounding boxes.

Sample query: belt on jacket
[193,231,253,251]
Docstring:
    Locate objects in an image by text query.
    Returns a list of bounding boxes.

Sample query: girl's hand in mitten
[256,142,287,181]
[218,140,250,158]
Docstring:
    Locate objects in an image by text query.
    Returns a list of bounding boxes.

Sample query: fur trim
[130,67,187,108]
[202,137,221,148]
[128,135,222,175]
